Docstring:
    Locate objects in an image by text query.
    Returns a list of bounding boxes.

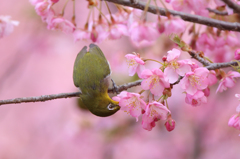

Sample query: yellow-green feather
[73,44,119,117]
[73,44,110,94]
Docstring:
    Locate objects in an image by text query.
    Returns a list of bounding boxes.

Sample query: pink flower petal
[164,67,179,83]
[177,63,191,76]
[186,84,197,95]
[194,67,209,78]
[141,69,153,79]
[141,78,153,90]
[150,81,164,96]
[224,77,235,88]
[152,68,164,77]
[167,48,181,61]
[136,65,145,78]
[128,64,138,76]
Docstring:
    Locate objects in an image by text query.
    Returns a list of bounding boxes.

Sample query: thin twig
[0,80,143,106]
[206,60,239,70]
[188,50,211,66]
[0,92,81,106]
[222,0,240,13]
[104,0,240,31]
[206,8,228,16]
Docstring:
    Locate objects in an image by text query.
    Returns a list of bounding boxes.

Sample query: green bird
[73,44,120,117]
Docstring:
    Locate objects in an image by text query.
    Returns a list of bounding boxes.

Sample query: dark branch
[105,0,240,32]
[206,60,239,70]
[0,80,143,106]
[188,50,211,66]
[0,92,81,106]
[206,8,228,15]
[222,0,240,13]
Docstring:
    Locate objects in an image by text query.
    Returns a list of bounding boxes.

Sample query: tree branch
[0,92,81,106]
[222,0,240,13]
[206,60,239,70]
[188,50,211,66]
[187,50,239,70]
[0,80,143,106]
[0,57,239,106]
[206,8,228,16]
[105,0,240,32]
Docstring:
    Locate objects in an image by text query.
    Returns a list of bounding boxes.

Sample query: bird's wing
[73,46,87,87]
[73,44,111,94]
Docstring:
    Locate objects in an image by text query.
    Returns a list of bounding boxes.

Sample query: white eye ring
[107,104,115,110]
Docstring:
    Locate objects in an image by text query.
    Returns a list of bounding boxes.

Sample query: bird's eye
[107,103,115,110]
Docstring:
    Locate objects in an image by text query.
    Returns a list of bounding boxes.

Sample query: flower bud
[165,116,175,132]
[163,88,172,97]
[162,56,167,62]
[90,27,98,42]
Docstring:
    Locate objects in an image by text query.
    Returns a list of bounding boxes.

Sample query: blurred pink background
[0,0,239,159]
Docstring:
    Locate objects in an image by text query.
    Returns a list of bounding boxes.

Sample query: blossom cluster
[30,0,75,34]
[167,0,240,16]
[29,0,240,134]
[114,48,240,131]
[196,31,240,63]
[29,0,187,47]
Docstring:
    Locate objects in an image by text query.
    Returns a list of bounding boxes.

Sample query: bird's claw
[111,79,119,94]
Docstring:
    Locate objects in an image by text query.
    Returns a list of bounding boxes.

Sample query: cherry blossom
[113,91,146,121]
[185,91,207,106]
[189,0,209,17]
[196,33,215,51]
[234,49,240,60]
[128,21,160,47]
[142,101,170,131]
[216,71,240,93]
[164,48,191,83]
[108,23,128,40]
[235,94,240,112]
[47,17,75,34]
[141,68,170,96]
[51,0,59,3]
[171,0,192,13]
[34,0,53,18]
[164,16,186,35]
[236,94,240,100]
[203,87,210,97]
[125,53,145,77]
[180,67,209,95]
[73,29,90,41]
[214,0,225,6]
[0,15,19,38]
[228,114,240,130]
[208,70,218,86]
[142,114,157,131]
[181,59,199,70]
[94,22,109,43]
[29,0,43,5]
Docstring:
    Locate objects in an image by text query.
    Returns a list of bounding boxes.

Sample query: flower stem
[144,59,163,65]
[138,90,145,94]
[72,0,76,25]
[95,6,111,24]
[61,0,70,16]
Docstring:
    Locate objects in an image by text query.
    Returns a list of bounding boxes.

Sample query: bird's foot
[111,79,119,94]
